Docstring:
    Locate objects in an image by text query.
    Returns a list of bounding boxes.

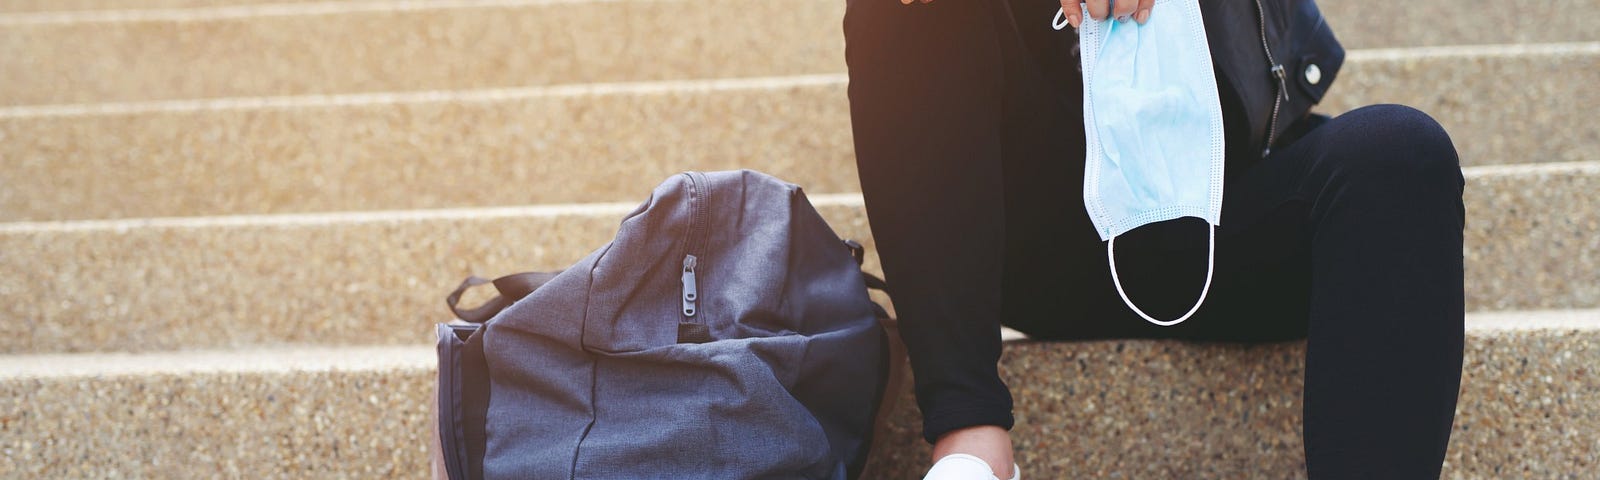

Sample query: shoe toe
[923,454,999,480]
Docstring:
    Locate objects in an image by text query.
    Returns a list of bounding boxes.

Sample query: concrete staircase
[2,0,1596,477]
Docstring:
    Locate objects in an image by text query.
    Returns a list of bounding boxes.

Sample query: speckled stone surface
[3,0,1598,105]
[3,48,1594,222]
[0,81,859,222]
[3,161,1597,354]
[0,0,337,13]
[863,311,1600,479]
[0,199,878,354]
[1463,162,1600,312]
[1317,0,1600,49]
[1,313,1593,478]
[0,0,849,106]
[1321,44,1600,167]
[0,346,435,478]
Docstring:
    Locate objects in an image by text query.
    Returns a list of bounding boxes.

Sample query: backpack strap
[843,240,913,480]
[843,239,890,292]
[445,271,561,323]
[843,240,892,321]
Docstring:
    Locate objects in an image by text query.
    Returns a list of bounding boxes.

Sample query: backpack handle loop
[445,271,562,323]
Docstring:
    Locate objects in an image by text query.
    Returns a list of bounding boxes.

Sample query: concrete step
[0,0,848,106]
[864,309,1600,479]
[2,162,1596,354]
[0,345,434,477]
[0,0,335,14]
[3,44,1595,222]
[10,75,863,221]
[0,195,875,354]
[3,0,1596,105]
[1323,43,1600,167]
[2,309,1594,478]
[1316,0,1600,49]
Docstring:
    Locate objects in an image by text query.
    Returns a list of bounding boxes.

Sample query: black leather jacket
[1039,0,1344,174]
[1201,0,1344,161]
[1017,0,1344,173]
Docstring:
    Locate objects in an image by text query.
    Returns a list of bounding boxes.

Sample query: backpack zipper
[679,172,709,322]
[1253,0,1289,157]
[681,254,699,318]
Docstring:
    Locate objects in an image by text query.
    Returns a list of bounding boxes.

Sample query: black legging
[843,0,1465,477]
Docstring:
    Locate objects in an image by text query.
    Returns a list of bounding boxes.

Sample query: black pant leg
[843,0,1015,444]
[846,0,1464,472]
[1277,105,1464,479]
[1096,104,1465,478]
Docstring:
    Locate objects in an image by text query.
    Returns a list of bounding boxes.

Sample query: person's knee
[1330,104,1462,196]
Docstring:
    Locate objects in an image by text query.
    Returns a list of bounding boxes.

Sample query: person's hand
[1059,0,1155,29]
[931,425,1015,479]
[900,0,932,5]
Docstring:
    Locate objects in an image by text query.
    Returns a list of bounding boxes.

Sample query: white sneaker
[922,453,1020,480]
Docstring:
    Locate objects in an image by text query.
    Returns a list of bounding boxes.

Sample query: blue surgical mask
[1055,0,1226,326]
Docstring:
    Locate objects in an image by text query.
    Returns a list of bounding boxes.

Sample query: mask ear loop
[1052,7,1070,30]
[1107,223,1216,327]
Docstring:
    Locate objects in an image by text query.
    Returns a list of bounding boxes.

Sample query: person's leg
[1011,104,1464,478]
[1273,105,1465,478]
[989,0,1315,344]
[1193,104,1464,478]
[842,0,1015,449]
[843,1,1109,475]
[851,0,1463,475]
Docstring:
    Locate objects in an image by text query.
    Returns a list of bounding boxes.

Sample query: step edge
[0,73,852,119]
[1345,41,1600,62]
[0,344,433,380]
[3,309,1591,380]
[0,0,683,26]
[3,42,1591,118]
[0,193,869,234]
[1459,159,1600,178]
[1461,307,1600,332]
[5,157,1595,235]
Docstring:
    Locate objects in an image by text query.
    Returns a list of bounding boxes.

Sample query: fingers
[1059,0,1081,28]
[1132,0,1155,24]
[1085,0,1110,22]
[1111,0,1137,22]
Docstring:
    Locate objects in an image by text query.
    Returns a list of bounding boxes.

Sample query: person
[841,0,1466,478]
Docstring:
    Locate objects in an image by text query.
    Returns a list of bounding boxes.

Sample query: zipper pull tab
[1270,64,1290,101]
[681,255,698,317]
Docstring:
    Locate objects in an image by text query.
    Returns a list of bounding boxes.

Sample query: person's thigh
[985,0,1312,343]
[1004,118,1342,342]
[990,0,1110,339]
[1007,215,1315,343]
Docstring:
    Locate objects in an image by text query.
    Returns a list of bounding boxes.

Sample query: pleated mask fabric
[1058,0,1225,326]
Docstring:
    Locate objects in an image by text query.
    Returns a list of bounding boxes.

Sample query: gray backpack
[435,170,900,479]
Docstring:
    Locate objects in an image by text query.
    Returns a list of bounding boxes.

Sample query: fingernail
[1116,15,1129,22]
[1069,13,1081,29]
[1135,8,1150,24]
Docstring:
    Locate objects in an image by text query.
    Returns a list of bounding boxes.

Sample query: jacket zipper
[679,172,709,323]
[1253,0,1288,157]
